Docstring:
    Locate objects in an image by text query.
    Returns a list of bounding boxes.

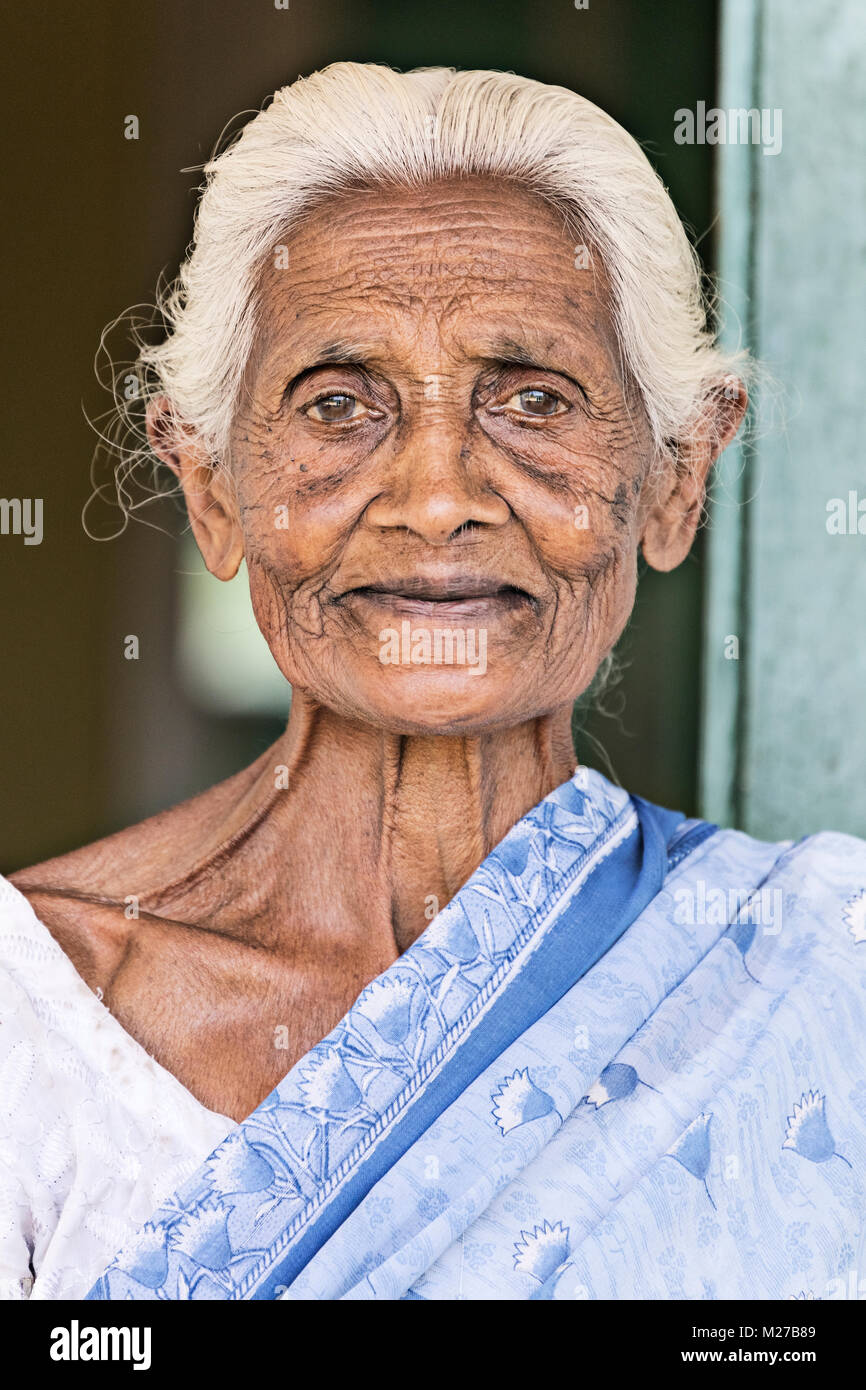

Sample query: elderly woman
[2,62,864,1303]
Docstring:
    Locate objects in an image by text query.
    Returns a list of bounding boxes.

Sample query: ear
[146,396,244,581]
[640,378,748,572]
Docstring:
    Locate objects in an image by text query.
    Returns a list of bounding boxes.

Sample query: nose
[364,423,511,545]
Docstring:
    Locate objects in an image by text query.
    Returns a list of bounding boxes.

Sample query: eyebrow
[479,334,582,376]
[481,335,592,400]
[487,337,552,367]
[280,341,377,398]
[311,340,372,363]
[277,332,594,399]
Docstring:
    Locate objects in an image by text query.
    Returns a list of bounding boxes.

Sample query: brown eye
[306,393,364,422]
[507,388,566,417]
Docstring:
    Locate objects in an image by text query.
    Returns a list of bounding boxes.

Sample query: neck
[153,690,577,956]
[278,692,576,950]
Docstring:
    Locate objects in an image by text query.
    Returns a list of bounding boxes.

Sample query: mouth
[338,574,537,620]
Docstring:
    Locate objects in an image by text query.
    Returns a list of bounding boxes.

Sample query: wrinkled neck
[145,688,577,956]
[268,690,577,951]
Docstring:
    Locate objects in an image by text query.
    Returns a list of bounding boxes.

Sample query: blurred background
[1,0,862,870]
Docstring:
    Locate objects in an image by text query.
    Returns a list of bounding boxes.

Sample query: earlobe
[145,396,244,582]
[639,470,704,572]
[194,498,245,582]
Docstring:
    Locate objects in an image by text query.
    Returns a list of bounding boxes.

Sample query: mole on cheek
[611,481,631,527]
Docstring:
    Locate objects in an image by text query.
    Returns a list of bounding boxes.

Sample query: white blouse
[0,875,235,1300]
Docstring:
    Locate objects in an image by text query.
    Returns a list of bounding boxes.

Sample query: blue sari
[87,769,866,1300]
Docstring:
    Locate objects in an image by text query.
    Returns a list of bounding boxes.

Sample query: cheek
[233,488,331,656]
[525,485,639,602]
[234,433,373,581]
[530,499,641,675]
[484,419,646,567]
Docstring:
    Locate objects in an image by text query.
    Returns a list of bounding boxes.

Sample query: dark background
[1,0,718,870]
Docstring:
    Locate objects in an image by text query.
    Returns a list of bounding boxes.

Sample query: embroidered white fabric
[0,876,234,1300]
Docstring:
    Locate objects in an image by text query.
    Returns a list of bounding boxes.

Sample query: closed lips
[342,575,535,603]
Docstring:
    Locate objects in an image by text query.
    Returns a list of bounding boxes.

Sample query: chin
[345,667,533,735]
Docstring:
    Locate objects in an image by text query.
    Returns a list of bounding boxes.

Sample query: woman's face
[193,179,699,734]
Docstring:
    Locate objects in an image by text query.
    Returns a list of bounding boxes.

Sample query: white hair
[94,62,747,524]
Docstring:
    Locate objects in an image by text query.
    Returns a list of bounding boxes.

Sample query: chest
[25,887,397,1123]
[109,931,397,1121]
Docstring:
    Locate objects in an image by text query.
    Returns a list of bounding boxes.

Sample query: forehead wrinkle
[250,229,623,394]
[258,175,596,302]
[251,283,458,383]
[258,228,580,334]
[288,202,563,270]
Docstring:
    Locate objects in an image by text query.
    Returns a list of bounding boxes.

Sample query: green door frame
[700,0,866,839]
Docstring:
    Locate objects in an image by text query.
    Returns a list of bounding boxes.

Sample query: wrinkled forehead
[246,177,625,385]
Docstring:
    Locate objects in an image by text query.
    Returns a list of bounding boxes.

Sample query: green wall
[701,0,866,838]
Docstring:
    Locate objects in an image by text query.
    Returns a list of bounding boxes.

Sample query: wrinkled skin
[13,179,745,1120]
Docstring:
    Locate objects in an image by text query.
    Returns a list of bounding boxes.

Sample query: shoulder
[714,826,866,951]
[711,822,866,895]
[6,747,279,981]
[3,739,279,1023]
[773,827,866,883]
[1,758,251,1013]
[0,876,97,1058]
[0,877,84,1294]
[709,822,866,882]
[0,876,234,1299]
[9,747,273,904]
[779,828,866,928]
